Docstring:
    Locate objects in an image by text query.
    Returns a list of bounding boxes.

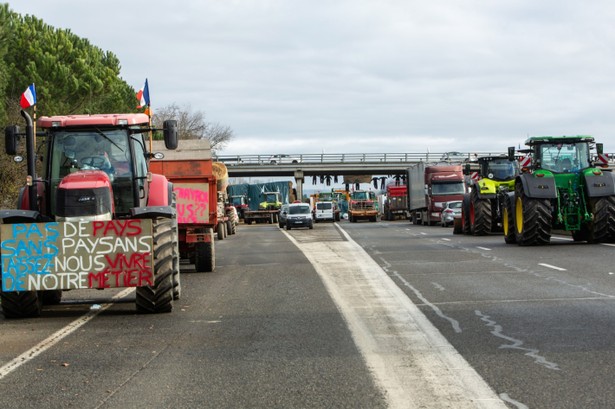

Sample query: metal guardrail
[215,152,615,166]
[215,152,491,165]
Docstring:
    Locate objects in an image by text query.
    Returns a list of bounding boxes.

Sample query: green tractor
[502,136,615,245]
[462,155,519,235]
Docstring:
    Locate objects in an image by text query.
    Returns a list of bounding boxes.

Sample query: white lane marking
[538,263,567,271]
[602,243,615,247]
[284,228,506,409]
[476,310,560,371]
[441,238,451,241]
[387,265,462,334]
[431,282,446,292]
[0,288,134,380]
[500,393,530,409]
[477,246,491,251]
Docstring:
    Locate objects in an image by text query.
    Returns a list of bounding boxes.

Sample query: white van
[314,201,335,222]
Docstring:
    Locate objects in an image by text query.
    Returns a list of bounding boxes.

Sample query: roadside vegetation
[0,3,233,207]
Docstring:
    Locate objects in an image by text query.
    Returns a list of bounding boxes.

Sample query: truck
[149,140,224,273]
[1,111,180,318]
[243,191,282,224]
[407,163,466,225]
[382,183,408,220]
[502,136,615,245]
[348,190,378,222]
[461,155,518,235]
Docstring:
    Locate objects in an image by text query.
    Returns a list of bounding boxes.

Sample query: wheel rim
[515,196,523,234]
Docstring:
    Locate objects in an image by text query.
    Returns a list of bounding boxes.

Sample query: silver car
[440,200,462,227]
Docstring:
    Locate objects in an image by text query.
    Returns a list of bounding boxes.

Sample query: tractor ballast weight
[502,135,615,245]
[1,111,180,318]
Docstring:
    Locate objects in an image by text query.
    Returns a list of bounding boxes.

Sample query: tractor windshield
[483,158,518,181]
[49,129,134,215]
[539,142,591,173]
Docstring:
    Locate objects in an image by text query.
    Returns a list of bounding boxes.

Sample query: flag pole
[33,104,37,147]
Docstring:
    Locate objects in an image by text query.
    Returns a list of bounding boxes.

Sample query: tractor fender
[148,173,171,207]
[517,173,557,199]
[584,170,615,197]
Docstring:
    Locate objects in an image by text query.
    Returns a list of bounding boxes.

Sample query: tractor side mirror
[163,120,178,150]
[507,146,515,161]
[5,125,19,155]
[597,143,604,155]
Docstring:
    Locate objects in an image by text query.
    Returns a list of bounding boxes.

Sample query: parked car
[440,200,462,227]
[268,154,302,164]
[278,204,290,228]
[285,203,313,230]
[314,201,335,222]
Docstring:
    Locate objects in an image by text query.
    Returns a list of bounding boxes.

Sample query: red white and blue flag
[136,79,150,108]
[20,83,37,109]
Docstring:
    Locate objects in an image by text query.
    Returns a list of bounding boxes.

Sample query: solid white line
[538,263,567,271]
[0,288,134,380]
[477,246,492,251]
[284,227,506,408]
[601,243,615,247]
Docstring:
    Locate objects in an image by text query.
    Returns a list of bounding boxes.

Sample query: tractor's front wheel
[470,190,492,236]
[136,217,175,313]
[514,183,552,246]
[1,291,42,318]
[501,193,516,244]
[461,194,471,235]
[588,196,615,243]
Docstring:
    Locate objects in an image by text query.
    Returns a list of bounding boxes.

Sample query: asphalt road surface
[1,219,615,408]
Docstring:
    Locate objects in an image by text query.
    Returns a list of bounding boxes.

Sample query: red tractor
[1,110,179,318]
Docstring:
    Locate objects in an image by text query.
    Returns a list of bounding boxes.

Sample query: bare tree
[152,103,233,153]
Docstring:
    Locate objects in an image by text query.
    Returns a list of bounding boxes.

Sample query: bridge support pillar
[294,170,304,202]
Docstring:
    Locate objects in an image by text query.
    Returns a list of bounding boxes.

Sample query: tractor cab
[479,156,518,181]
[533,139,592,173]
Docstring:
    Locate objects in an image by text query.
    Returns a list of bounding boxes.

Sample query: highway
[1,220,614,408]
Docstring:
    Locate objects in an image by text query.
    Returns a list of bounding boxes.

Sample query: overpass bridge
[216,151,615,198]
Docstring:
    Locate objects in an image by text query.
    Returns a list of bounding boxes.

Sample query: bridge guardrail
[214,152,615,167]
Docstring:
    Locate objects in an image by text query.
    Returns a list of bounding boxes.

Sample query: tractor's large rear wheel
[1,291,42,318]
[136,217,175,313]
[514,183,552,246]
[502,193,516,244]
[588,196,615,243]
[470,190,492,236]
[461,194,471,235]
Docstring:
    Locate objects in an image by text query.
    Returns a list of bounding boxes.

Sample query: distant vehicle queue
[231,136,615,246]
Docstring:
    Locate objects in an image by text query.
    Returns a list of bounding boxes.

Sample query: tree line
[0,4,233,206]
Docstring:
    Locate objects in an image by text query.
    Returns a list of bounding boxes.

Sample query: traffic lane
[0,224,386,409]
[344,221,615,408]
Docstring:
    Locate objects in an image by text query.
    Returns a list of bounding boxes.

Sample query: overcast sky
[9,1,615,155]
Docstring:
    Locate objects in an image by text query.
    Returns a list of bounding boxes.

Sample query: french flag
[136,79,150,108]
[20,84,36,109]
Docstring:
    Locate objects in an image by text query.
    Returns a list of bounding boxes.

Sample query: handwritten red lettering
[93,220,143,237]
